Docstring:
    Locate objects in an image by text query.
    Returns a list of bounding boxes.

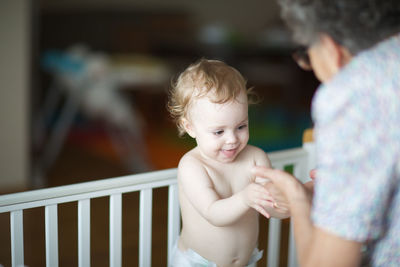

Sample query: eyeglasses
[292,46,312,70]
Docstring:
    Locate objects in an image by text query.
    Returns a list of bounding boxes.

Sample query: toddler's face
[185,90,249,163]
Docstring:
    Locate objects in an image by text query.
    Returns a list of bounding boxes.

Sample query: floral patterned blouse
[311,32,400,266]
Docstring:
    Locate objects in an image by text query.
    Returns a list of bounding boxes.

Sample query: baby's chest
[209,168,252,198]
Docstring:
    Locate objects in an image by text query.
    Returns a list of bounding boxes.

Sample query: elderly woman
[253,1,400,266]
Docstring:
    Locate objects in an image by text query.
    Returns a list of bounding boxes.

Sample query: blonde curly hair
[167,58,254,136]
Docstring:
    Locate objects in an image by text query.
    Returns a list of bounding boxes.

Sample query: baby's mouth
[221,147,237,158]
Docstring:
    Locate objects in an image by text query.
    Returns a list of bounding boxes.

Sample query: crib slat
[10,210,24,267]
[288,222,298,267]
[303,142,316,176]
[267,218,281,267]
[293,160,307,183]
[78,199,91,267]
[287,162,303,267]
[45,204,59,267]
[139,189,152,267]
[167,184,180,264]
[110,194,122,267]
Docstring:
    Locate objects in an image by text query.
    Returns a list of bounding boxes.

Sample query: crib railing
[0,143,315,267]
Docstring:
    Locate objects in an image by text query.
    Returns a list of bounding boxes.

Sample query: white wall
[0,0,31,190]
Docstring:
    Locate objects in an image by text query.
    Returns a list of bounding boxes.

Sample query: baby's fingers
[251,183,274,201]
[252,199,274,215]
[257,199,274,208]
[274,201,290,211]
[254,205,271,219]
[274,205,290,213]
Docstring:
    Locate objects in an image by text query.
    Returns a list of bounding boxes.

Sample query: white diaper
[169,242,263,267]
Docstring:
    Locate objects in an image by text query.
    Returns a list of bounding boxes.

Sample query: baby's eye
[238,124,247,130]
[213,130,224,136]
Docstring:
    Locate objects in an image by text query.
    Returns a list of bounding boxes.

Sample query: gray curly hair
[278,0,400,54]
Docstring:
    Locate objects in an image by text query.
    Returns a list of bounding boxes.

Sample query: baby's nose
[226,132,238,143]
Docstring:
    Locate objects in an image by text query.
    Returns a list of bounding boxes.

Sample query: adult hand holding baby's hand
[252,167,291,219]
[240,183,275,219]
[263,181,291,219]
[252,166,310,214]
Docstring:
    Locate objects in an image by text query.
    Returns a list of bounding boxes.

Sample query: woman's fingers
[252,166,286,184]
[252,166,298,195]
[309,169,317,180]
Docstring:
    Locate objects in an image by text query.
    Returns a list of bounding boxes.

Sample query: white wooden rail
[0,143,315,267]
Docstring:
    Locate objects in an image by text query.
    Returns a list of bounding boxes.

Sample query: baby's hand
[254,175,290,218]
[255,176,269,185]
[240,183,275,218]
[263,181,290,219]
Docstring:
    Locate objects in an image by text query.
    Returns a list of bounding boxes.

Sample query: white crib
[0,139,315,267]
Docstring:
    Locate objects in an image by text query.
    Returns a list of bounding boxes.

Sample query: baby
[167,59,288,267]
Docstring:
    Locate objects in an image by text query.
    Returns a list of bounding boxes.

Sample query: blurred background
[1,0,318,193]
[0,0,319,266]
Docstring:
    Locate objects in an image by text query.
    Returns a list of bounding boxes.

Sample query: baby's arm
[178,155,272,226]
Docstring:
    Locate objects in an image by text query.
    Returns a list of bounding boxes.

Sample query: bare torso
[178,145,269,266]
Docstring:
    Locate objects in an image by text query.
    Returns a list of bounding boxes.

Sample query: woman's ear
[182,118,196,138]
[320,34,352,71]
[338,44,353,67]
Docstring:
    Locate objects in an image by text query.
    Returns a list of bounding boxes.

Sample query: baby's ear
[182,118,196,138]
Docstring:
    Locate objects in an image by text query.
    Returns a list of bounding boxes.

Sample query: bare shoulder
[242,145,271,167]
[178,150,201,170]
[177,149,208,180]
[176,149,217,194]
[243,145,267,155]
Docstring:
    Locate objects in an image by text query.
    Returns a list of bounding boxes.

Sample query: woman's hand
[251,166,309,207]
[303,168,317,201]
[309,169,317,180]
[262,181,291,218]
